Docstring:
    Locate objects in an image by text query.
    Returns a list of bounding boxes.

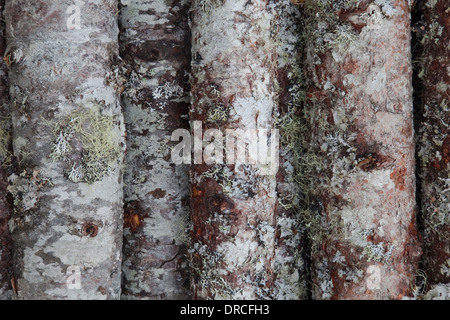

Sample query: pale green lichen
[156,138,171,156]
[206,104,228,123]
[189,242,239,299]
[196,0,225,15]
[302,0,358,54]
[176,212,191,246]
[0,116,12,165]
[49,108,121,184]
[275,61,335,252]
[201,164,233,191]
[421,19,444,45]
[363,242,396,264]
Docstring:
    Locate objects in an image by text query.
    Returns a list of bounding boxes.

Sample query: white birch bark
[5,0,125,299]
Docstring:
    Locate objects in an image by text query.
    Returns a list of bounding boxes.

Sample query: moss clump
[50,108,121,184]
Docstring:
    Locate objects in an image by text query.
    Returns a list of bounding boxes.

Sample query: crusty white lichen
[49,108,121,184]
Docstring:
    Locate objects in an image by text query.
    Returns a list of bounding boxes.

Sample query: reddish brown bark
[416,0,450,287]
[302,0,421,299]
[189,0,280,299]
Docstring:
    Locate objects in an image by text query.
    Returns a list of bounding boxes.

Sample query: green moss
[50,107,121,184]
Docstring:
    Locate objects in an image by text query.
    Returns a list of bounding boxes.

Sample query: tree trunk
[119,0,191,299]
[302,0,421,299]
[0,0,13,300]
[416,0,450,296]
[271,0,308,299]
[5,0,125,299]
[189,0,280,299]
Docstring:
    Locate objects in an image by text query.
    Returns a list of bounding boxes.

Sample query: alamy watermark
[66,1,83,30]
[171,121,280,176]
[66,265,81,290]
[366,265,381,290]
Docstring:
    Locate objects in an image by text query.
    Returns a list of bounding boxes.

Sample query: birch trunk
[119,0,191,299]
[0,0,13,300]
[5,0,125,299]
[302,0,421,299]
[189,0,279,299]
[416,0,450,298]
[271,0,308,299]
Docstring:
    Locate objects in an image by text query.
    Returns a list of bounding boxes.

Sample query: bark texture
[416,0,450,297]
[302,0,421,299]
[0,0,13,300]
[5,0,125,299]
[119,0,191,299]
[189,0,279,299]
[270,0,308,299]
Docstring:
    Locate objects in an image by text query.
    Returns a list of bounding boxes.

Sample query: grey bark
[119,0,191,299]
[5,0,125,299]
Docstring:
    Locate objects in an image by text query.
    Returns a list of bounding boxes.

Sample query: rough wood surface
[0,0,13,300]
[303,0,421,299]
[417,0,450,294]
[119,0,191,300]
[5,0,125,299]
[189,0,280,299]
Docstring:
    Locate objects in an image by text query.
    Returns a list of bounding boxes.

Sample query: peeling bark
[0,0,13,300]
[416,0,450,291]
[5,0,125,299]
[270,0,308,299]
[189,0,279,299]
[302,0,420,299]
[119,0,191,299]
